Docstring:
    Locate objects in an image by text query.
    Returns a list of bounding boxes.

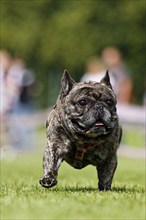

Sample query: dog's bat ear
[60,70,76,97]
[100,70,113,90]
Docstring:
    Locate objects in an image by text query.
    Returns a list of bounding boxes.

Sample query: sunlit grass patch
[0,153,145,220]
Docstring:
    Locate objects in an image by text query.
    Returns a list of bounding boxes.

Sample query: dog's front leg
[97,154,117,191]
[39,141,63,188]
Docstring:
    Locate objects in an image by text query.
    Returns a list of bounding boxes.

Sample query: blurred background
[0,0,145,157]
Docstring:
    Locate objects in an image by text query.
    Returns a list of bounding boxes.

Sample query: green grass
[122,127,145,148]
[0,152,145,220]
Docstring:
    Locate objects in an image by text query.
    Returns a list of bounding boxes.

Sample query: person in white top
[81,57,116,91]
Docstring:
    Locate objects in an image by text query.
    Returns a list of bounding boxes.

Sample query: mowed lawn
[0,151,145,220]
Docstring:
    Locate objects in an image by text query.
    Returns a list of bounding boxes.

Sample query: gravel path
[118,145,145,159]
[1,145,145,161]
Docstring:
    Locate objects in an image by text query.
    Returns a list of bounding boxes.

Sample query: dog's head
[57,70,118,138]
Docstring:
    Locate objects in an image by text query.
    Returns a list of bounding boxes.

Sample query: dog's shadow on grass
[51,186,97,193]
[112,186,144,193]
[49,185,144,193]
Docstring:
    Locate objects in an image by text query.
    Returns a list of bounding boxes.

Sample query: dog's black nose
[94,104,103,117]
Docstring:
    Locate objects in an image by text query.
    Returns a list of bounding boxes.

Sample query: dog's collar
[74,142,97,169]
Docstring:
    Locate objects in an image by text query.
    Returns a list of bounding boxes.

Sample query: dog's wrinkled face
[58,70,118,138]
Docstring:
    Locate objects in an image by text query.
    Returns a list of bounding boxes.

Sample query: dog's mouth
[94,120,105,127]
[72,118,108,133]
[88,119,107,132]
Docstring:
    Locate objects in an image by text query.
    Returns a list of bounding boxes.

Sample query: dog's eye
[78,99,88,106]
[106,99,113,106]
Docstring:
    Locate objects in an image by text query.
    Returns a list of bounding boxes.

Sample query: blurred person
[0,53,35,156]
[0,50,13,114]
[81,57,116,91]
[0,50,13,149]
[6,57,35,151]
[101,46,133,104]
[6,58,35,110]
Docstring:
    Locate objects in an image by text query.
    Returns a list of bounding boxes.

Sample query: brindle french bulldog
[39,70,122,191]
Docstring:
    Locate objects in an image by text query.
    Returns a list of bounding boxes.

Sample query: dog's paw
[39,174,57,188]
[98,184,111,191]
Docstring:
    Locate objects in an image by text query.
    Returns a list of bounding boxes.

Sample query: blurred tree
[1,0,145,106]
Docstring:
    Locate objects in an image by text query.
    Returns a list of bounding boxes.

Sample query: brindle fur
[39,70,122,191]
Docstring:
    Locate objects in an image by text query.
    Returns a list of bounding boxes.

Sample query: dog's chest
[64,142,109,169]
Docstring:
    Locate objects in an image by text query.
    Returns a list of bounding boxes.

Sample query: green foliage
[0,153,145,219]
[1,0,146,106]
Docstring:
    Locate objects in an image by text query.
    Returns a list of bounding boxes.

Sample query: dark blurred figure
[6,58,35,110]
[7,57,35,150]
[101,47,133,104]
[81,57,117,91]
[0,51,35,158]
